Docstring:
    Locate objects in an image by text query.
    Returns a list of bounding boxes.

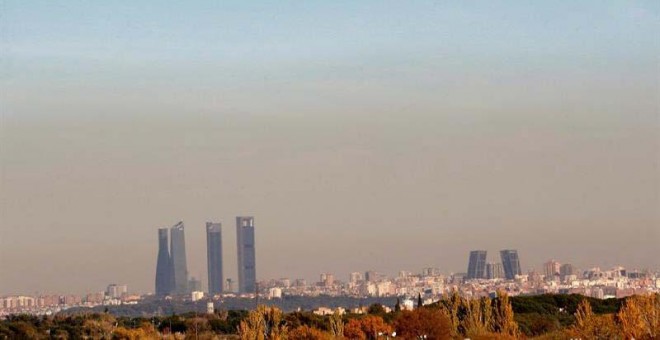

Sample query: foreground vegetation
[1,292,658,339]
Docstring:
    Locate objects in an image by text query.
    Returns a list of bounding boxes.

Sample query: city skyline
[1,1,659,295]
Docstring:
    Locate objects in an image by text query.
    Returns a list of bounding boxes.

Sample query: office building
[106,284,127,299]
[155,228,173,296]
[236,216,256,294]
[466,250,488,279]
[365,271,378,282]
[486,262,505,279]
[543,260,561,280]
[560,263,576,281]
[170,221,189,294]
[500,249,522,280]
[206,222,223,295]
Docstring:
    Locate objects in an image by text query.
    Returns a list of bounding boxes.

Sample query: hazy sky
[1,1,659,295]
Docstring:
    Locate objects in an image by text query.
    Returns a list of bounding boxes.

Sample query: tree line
[1,292,658,339]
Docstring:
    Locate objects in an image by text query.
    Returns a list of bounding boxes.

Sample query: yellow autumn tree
[239,305,288,340]
[569,299,621,340]
[618,293,660,340]
[461,297,493,337]
[329,310,344,338]
[441,290,462,338]
[492,290,519,338]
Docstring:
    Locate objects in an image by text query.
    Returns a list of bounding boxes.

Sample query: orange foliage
[568,299,621,340]
[289,325,333,340]
[344,315,393,340]
[394,308,451,340]
[618,293,660,340]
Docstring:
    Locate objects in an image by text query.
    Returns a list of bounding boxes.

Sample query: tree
[461,297,493,338]
[568,299,621,340]
[492,290,519,338]
[239,305,288,340]
[344,316,392,340]
[186,317,211,338]
[394,298,401,313]
[329,310,344,338]
[81,314,116,339]
[344,319,367,340]
[367,304,386,316]
[618,293,660,339]
[289,325,332,340]
[394,308,451,340]
[417,293,423,309]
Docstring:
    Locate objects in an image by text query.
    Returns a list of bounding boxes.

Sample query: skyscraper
[155,228,172,296]
[236,216,256,294]
[466,250,487,279]
[500,249,522,280]
[206,222,223,295]
[170,221,189,295]
[486,262,505,279]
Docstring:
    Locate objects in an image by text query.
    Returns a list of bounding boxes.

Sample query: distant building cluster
[0,284,138,317]
[253,261,659,306]
[155,217,257,299]
[3,225,660,317]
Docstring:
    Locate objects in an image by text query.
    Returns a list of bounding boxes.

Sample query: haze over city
[1,1,658,296]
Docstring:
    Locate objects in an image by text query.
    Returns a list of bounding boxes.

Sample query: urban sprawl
[2,218,658,317]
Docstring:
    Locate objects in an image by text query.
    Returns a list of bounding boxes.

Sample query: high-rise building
[170,221,189,295]
[320,273,334,287]
[500,249,522,280]
[466,250,488,279]
[560,263,576,281]
[206,222,223,295]
[106,284,128,299]
[155,228,173,296]
[349,272,363,284]
[486,262,504,279]
[236,216,256,294]
[543,260,561,280]
[365,270,378,282]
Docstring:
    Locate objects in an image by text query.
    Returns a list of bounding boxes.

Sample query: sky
[1,1,659,295]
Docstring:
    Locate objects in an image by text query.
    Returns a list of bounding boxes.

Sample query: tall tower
[155,228,172,296]
[236,216,256,294]
[206,222,223,295]
[466,250,488,279]
[500,249,522,280]
[170,221,189,294]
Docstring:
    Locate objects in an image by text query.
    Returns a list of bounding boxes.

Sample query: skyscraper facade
[155,228,173,296]
[543,259,561,280]
[466,250,488,279]
[486,262,505,279]
[236,216,256,294]
[170,221,189,295]
[206,222,223,295]
[500,249,522,280]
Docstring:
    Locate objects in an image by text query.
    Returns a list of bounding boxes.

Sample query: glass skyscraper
[206,222,223,295]
[155,228,173,296]
[500,249,522,280]
[170,221,189,295]
[466,250,487,279]
[236,216,256,294]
